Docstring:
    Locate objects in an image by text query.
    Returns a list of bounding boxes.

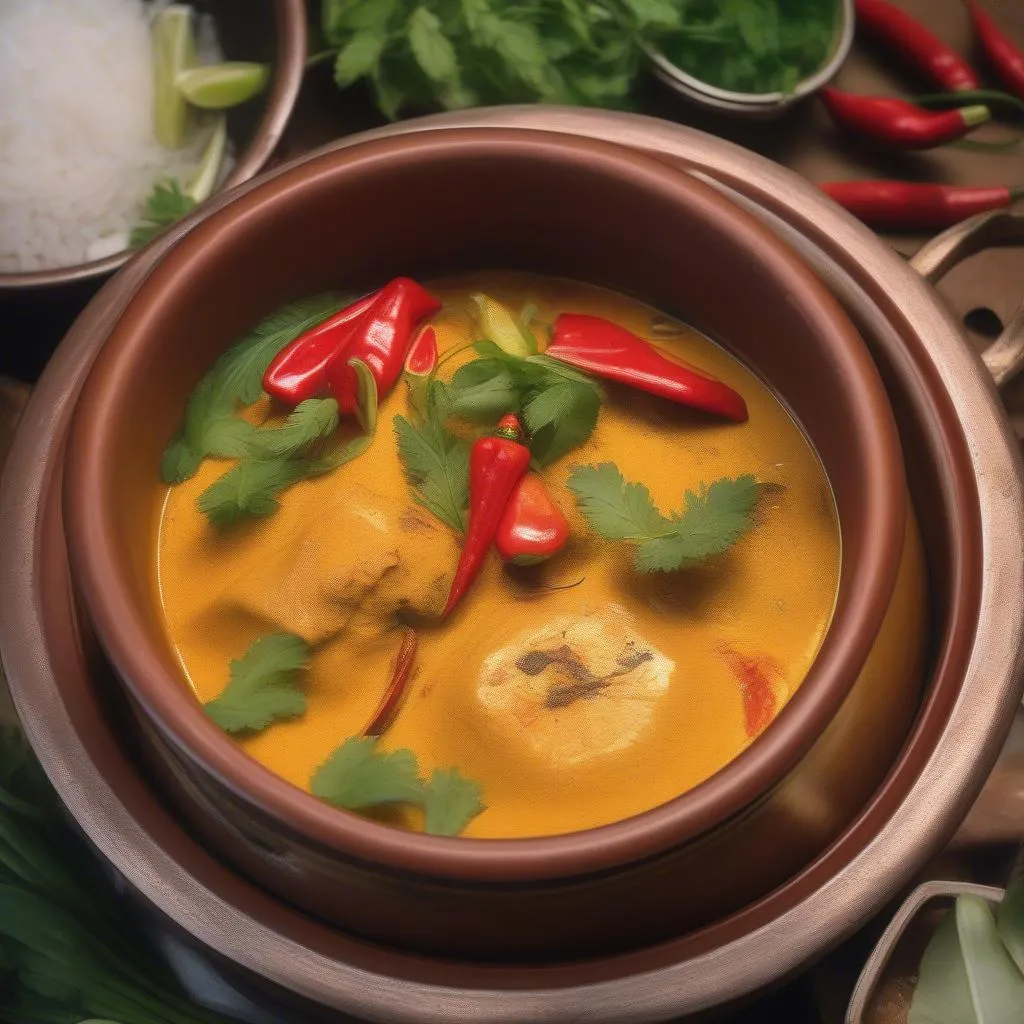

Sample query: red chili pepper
[325,278,441,414]
[443,414,531,616]
[820,87,990,148]
[855,0,980,92]
[495,474,569,566]
[545,314,747,422]
[966,0,1024,101]
[720,647,783,739]
[820,180,1023,229]
[363,629,418,737]
[262,290,379,406]
[404,326,438,377]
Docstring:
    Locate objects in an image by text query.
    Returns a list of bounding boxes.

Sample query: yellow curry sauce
[157,273,841,839]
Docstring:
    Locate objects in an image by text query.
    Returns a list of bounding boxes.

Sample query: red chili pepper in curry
[326,277,441,414]
[854,0,981,92]
[820,180,1023,229]
[545,314,748,422]
[819,87,990,149]
[443,414,531,616]
[364,629,419,738]
[263,289,379,406]
[496,474,570,565]
[966,0,1024,101]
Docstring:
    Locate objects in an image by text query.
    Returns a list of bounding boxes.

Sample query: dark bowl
[62,127,916,960]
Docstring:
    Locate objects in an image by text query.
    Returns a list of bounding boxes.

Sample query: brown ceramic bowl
[4,111,1022,1021]
[0,0,305,292]
[63,128,916,961]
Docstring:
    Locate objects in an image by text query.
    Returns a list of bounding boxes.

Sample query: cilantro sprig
[567,462,762,572]
[161,292,351,484]
[203,633,311,733]
[311,736,485,836]
[129,178,196,248]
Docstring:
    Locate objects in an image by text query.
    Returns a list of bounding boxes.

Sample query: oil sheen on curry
[156,272,841,840]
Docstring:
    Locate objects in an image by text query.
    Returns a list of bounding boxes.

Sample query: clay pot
[61,128,923,960]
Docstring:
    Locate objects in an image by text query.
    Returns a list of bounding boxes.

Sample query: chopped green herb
[248,397,341,458]
[204,634,311,733]
[129,178,196,247]
[161,292,350,483]
[567,462,761,572]
[311,736,425,810]
[423,767,486,836]
[310,735,485,836]
[394,398,471,534]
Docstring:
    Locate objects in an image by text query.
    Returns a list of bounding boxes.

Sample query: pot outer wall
[67,132,925,961]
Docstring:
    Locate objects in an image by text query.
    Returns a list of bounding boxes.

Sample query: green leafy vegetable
[310,736,485,836]
[567,463,761,572]
[196,358,377,529]
[311,736,425,810]
[394,400,471,534]
[523,378,601,466]
[248,397,341,458]
[161,292,350,483]
[957,894,1024,1023]
[129,178,196,247]
[0,723,238,1024]
[203,634,311,733]
[423,767,486,837]
[909,907,976,1024]
[997,849,1024,975]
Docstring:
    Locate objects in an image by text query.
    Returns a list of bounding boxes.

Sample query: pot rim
[61,126,906,883]
[2,108,1021,1022]
[0,0,306,291]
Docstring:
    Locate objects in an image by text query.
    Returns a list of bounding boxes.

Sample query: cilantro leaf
[567,463,670,539]
[161,292,349,483]
[129,179,196,248]
[444,359,520,422]
[196,456,315,528]
[568,463,761,573]
[423,767,486,836]
[394,410,470,534]
[204,634,311,733]
[634,475,761,572]
[407,7,461,90]
[523,380,600,467]
[311,737,425,810]
[334,30,387,87]
[248,398,340,458]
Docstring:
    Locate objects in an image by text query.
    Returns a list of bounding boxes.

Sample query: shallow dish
[1,110,1021,1022]
[0,0,305,292]
[62,127,922,960]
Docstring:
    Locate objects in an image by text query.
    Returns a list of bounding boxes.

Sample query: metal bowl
[648,0,854,119]
[0,0,305,292]
[1,108,1022,1023]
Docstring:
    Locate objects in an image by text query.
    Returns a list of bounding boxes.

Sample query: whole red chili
[495,474,569,565]
[855,0,981,92]
[545,314,747,422]
[966,0,1024,101]
[263,290,379,406]
[363,630,418,737]
[443,414,531,616]
[820,180,1023,229]
[820,87,990,149]
[325,278,441,414]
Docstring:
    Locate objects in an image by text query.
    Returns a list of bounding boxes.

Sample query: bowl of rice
[0,0,305,290]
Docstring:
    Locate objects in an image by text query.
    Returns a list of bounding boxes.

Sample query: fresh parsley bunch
[320,0,683,119]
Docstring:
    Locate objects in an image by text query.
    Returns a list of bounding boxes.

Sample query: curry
[156,272,841,839]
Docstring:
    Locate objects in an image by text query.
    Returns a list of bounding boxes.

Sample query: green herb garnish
[422,767,486,837]
[129,178,196,247]
[203,633,311,733]
[310,736,486,836]
[197,361,378,529]
[161,292,350,483]
[394,395,471,535]
[0,723,238,1024]
[567,462,760,572]
[247,397,341,459]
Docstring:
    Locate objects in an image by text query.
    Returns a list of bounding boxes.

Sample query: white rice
[0,0,220,273]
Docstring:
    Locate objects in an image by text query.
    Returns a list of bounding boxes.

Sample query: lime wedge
[175,62,270,110]
[185,116,227,203]
[152,4,195,149]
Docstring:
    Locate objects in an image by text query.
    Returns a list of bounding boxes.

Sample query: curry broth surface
[157,272,841,838]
